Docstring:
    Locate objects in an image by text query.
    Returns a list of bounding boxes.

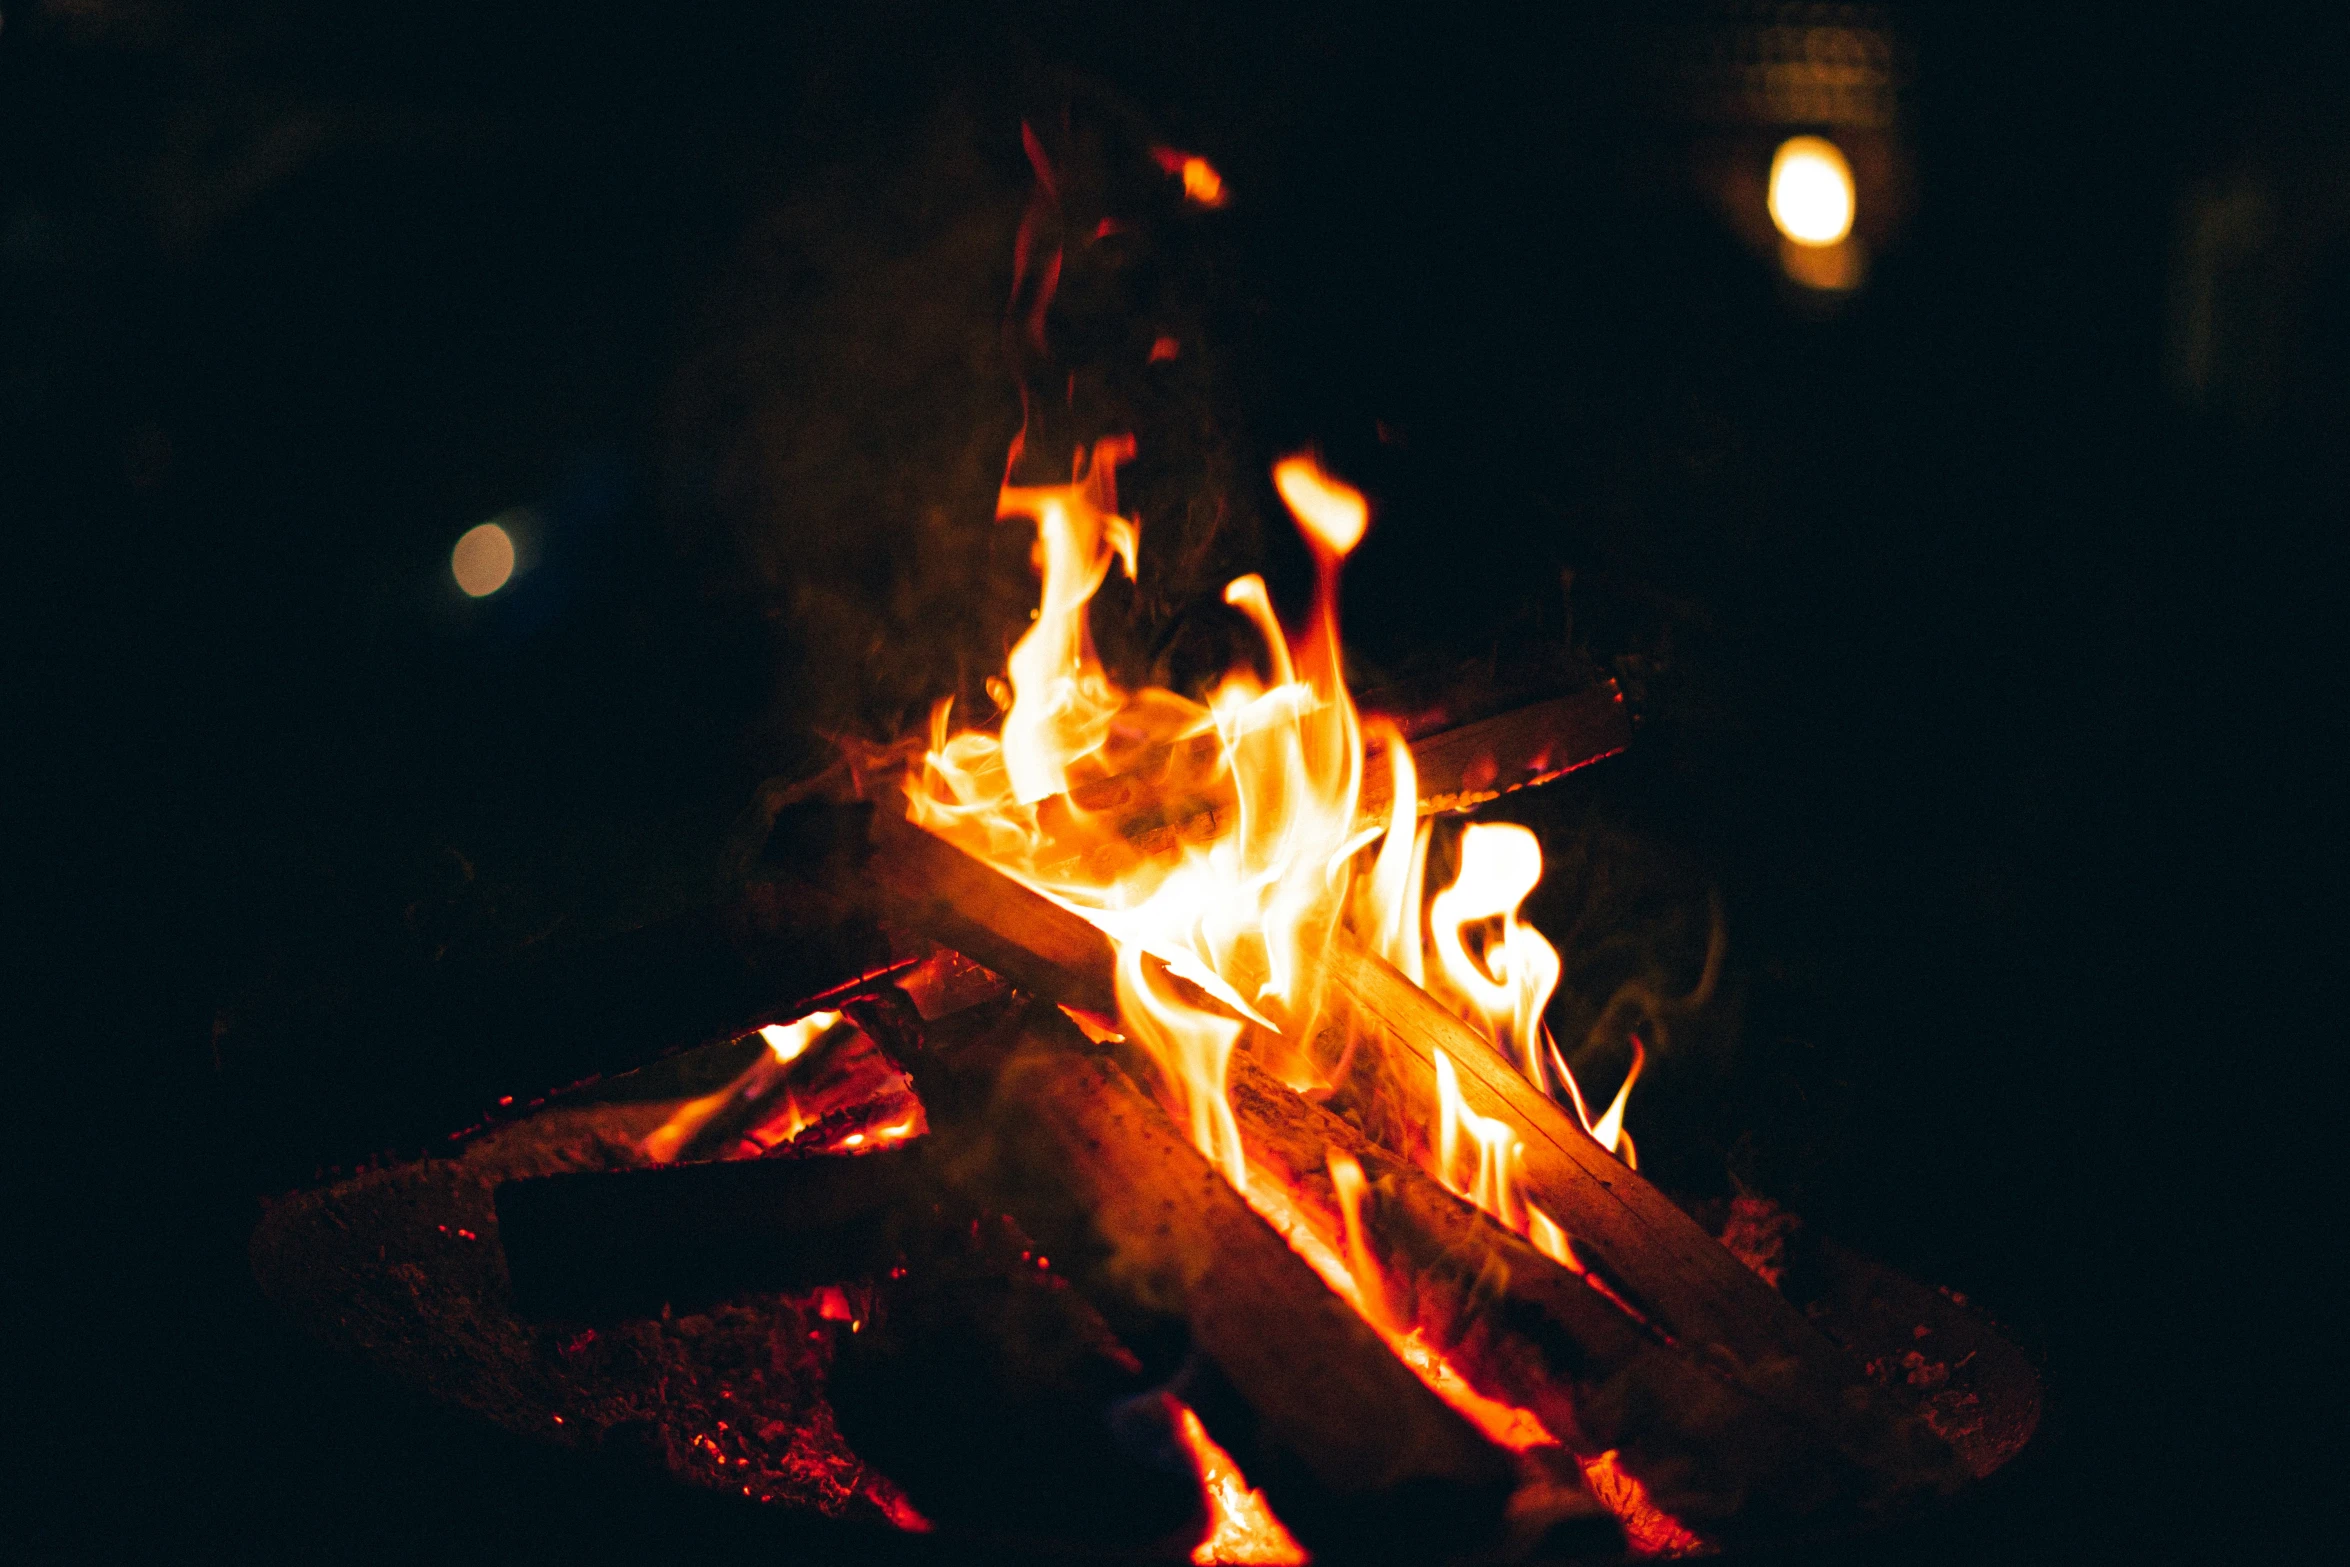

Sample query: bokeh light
[451,521,516,597]
[1767,136,1856,247]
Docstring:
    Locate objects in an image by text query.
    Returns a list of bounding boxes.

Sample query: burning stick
[1220,1048,1955,1540]
[1304,939,1958,1475]
[849,990,1517,1564]
[965,682,1631,890]
[809,803,1965,1504]
[1356,684,1631,822]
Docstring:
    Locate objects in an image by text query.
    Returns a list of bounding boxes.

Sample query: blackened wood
[494,1144,926,1320]
[825,809,1963,1501]
[1224,1050,1960,1535]
[825,1215,1209,1551]
[1308,941,1967,1495]
[856,991,1515,1564]
[221,907,906,1184]
[1359,682,1632,821]
[986,682,1632,888]
[856,805,1121,1018]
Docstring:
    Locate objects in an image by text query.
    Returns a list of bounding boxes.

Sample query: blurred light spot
[1150,146,1227,208]
[1180,157,1226,207]
[1768,136,1855,247]
[452,522,516,597]
[1150,336,1181,363]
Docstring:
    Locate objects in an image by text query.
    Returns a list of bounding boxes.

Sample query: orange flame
[761,1012,840,1064]
[1152,146,1229,208]
[1170,1399,1307,1564]
[898,159,1678,1545]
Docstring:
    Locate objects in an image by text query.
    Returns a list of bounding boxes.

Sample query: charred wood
[494,1144,926,1320]
[220,905,907,1184]
[816,803,1965,1506]
[852,990,1517,1564]
[1306,939,1963,1499]
[825,1203,1210,1552]
[1223,1049,1950,1536]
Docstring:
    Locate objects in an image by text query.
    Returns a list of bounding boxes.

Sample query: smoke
[664,89,1264,768]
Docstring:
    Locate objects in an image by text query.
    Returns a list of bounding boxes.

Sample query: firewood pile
[251,688,2039,1563]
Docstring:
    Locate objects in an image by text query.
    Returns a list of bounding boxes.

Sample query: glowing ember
[1170,1399,1309,1565]
[1579,1450,1706,1558]
[1152,146,1229,208]
[641,1011,923,1164]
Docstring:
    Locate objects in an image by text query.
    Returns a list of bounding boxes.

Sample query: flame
[1357,720,1431,987]
[1170,1399,1308,1565]
[996,437,1140,804]
[1428,824,1560,1093]
[911,447,1369,1149]
[760,1011,840,1064]
[895,150,1682,1548]
[1152,146,1229,208]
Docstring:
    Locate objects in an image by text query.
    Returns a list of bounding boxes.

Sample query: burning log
[849,989,1518,1564]
[494,1145,926,1320]
[1304,939,1959,1483]
[218,904,909,1182]
[992,682,1630,888]
[807,802,1965,1506]
[1221,1048,1946,1539]
[1356,684,1631,821]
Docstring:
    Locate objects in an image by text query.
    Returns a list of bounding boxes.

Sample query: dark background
[10,3,2338,1560]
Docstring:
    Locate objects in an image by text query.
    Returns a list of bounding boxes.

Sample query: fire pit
[248,124,2038,1563]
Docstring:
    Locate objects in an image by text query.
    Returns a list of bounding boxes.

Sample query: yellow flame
[1359,720,1431,987]
[1180,157,1228,209]
[1428,823,1562,1087]
[760,1011,840,1064]
[1272,455,1368,558]
[1171,1402,1305,1564]
[995,438,1140,804]
[912,447,1377,1168]
[1432,1049,1530,1234]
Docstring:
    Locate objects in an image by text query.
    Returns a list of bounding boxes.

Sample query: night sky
[12,4,2338,1560]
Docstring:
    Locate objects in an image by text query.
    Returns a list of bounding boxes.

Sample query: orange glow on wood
[1170,1399,1308,1564]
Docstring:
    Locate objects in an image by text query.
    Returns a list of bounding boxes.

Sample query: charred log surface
[817,802,1970,1501]
[1223,1051,1939,1540]
[218,907,903,1184]
[826,1212,1207,1552]
[1358,684,1633,822]
[1310,941,1969,1498]
[871,991,1517,1563]
[495,1146,930,1321]
[248,1099,923,1528]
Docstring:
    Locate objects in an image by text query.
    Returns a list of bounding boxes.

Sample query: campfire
[250,128,2037,1563]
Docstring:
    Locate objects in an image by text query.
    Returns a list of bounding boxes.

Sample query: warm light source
[451,521,516,597]
[1767,136,1856,247]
